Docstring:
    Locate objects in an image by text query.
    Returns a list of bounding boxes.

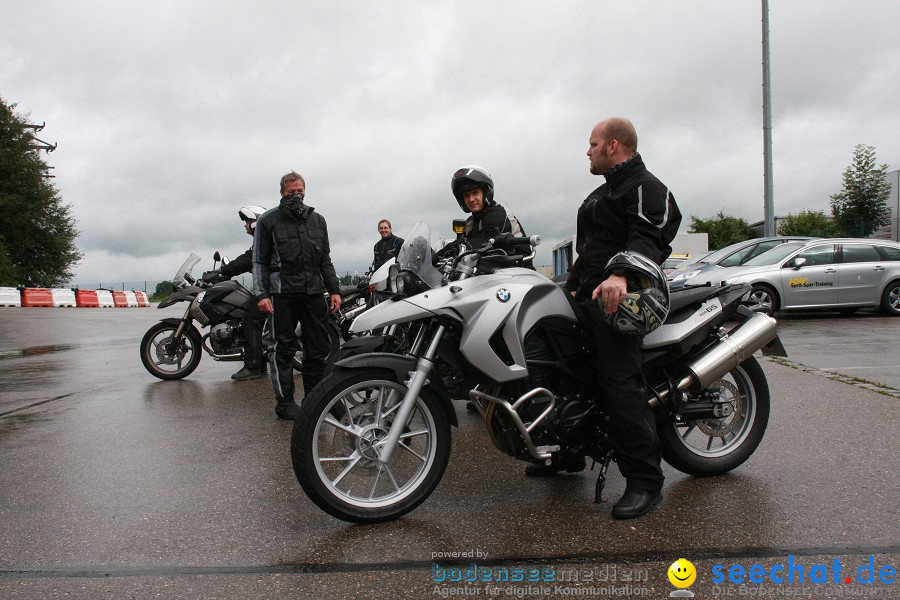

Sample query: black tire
[292,321,342,371]
[140,322,203,380]
[880,280,900,316]
[291,367,451,524]
[657,357,769,476]
[743,284,778,316]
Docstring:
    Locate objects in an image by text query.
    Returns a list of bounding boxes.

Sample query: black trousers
[241,300,266,370]
[269,294,331,403]
[585,302,664,494]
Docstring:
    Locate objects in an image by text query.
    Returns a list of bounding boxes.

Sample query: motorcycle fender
[331,352,458,427]
[159,317,199,336]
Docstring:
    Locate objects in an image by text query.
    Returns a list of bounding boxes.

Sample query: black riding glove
[201,269,221,283]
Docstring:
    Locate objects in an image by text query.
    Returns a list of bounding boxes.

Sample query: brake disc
[695,379,742,436]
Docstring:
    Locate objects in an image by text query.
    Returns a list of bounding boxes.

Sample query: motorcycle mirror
[222,256,230,265]
[213,251,221,262]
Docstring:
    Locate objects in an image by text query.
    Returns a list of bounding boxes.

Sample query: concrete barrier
[75,289,100,307]
[51,288,77,307]
[95,290,115,307]
[22,288,54,307]
[0,287,21,307]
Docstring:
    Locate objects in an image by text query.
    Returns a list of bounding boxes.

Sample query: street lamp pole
[762,0,775,236]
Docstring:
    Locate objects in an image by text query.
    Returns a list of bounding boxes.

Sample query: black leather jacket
[372,234,404,270]
[252,203,340,299]
[565,154,681,300]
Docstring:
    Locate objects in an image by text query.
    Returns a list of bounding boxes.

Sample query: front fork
[171,306,193,339]
[374,324,446,463]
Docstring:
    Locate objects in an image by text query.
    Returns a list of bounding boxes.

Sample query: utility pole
[761,0,775,236]
[24,122,57,178]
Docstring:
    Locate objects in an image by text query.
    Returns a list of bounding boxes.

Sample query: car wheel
[880,280,900,316]
[744,284,777,316]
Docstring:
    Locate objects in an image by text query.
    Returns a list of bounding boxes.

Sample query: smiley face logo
[668,558,696,588]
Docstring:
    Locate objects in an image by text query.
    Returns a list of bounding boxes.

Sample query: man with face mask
[252,171,341,421]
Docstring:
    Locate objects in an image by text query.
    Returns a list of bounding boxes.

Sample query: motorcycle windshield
[397,222,443,287]
[172,253,201,285]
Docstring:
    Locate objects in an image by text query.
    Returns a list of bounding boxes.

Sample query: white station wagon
[682,238,900,316]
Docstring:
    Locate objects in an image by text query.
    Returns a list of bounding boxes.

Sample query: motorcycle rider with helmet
[555,117,682,520]
[202,205,268,381]
[448,165,526,251]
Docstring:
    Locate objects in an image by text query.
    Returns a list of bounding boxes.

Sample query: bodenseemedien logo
[668,558,696,597]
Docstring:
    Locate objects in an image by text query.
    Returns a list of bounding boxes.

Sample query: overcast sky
[3,1,900,285]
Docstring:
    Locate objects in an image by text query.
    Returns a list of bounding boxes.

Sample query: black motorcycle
[140,253,340,380]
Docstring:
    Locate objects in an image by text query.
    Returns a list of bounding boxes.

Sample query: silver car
[683,238,900,316]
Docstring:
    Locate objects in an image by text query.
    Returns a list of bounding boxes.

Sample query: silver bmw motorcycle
[290,223,786,523]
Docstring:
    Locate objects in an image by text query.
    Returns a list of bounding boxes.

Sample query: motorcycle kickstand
[592,450,614,504]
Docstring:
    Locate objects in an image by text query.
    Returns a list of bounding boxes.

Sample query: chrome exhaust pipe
[650,312,778,405]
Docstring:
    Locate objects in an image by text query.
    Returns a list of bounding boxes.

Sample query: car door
[837,243,885,305]
[779,243,839,308]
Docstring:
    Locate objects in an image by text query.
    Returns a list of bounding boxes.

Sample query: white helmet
[239,206,266,230]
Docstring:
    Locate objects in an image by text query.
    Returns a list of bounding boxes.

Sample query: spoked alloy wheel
[743,285,776,316]
[291,368,451,523]
[657,357,769,476]
[140,322,202,380]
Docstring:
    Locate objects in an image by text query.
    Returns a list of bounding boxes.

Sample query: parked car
[681,238,900,316]
[667,236,815,290]
[662,253,694,272]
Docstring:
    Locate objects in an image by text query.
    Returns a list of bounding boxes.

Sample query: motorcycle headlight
[388,264,400,293]
[394,271,428,298]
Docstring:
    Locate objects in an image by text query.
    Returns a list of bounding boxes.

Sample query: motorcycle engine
[210,323,238,341]
[486,392,596,458]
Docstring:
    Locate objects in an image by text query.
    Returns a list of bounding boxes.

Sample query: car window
[876,245,900,261]
[745,240,783,261]
[793,244,837,267]
[841,244,882,263]
[719,246,756,267]
[743,242,806,266]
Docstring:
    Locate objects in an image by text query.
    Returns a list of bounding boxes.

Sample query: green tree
[0,98,82,287]
[688,211,754,249]
[152,280,175,301]
[777,209,839,237]
[829,144,892,238]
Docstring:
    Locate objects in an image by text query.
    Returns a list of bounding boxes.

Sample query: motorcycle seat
[668,285,723,315]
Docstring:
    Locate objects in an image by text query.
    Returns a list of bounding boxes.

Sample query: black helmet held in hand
[451,165,495,212]
[600,251,670,336]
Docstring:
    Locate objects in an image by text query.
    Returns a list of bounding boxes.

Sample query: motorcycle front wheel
[140,322,203,380]
[657,357,770,476]
[291,368,451,524]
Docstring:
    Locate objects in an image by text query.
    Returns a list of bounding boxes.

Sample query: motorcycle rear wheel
[140,322,203,380]
[291,367,451,524]
[657,357,769,476]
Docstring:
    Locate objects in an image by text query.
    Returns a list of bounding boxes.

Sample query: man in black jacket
[448,165,526,250]
[372,219,404,271]
[253,172,342,421]
[552,118,682,520]
[202,206,267,381]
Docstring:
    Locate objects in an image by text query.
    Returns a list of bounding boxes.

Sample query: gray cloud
[3,0,899,284]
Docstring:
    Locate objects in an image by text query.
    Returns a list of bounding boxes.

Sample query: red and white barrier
[135,291,150,307]
[51,288,77,307]
[124,291,139,307]
[75,289,100,307]
[111,291,128,308]
[21,288,54,307]
[0,287,21,307]
[95,290,115,307]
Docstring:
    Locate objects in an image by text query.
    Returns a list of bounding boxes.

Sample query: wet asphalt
[0,305,897,599]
